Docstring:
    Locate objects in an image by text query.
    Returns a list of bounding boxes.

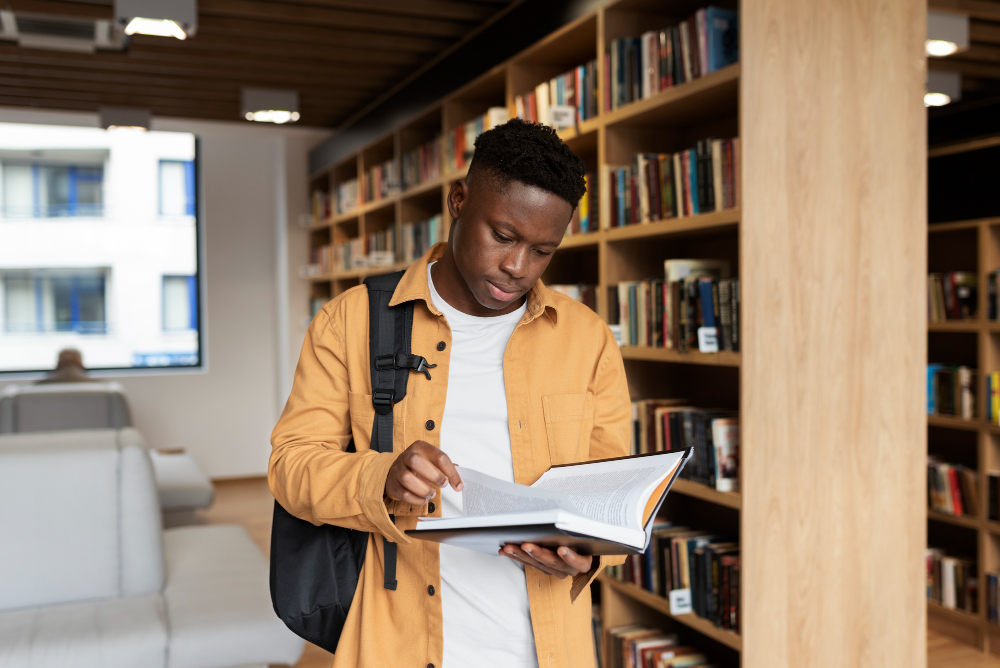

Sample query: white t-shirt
[427,263,539,668]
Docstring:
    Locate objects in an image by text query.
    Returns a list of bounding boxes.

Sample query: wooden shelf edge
[605,209,739,242]
[559,232,601,249]
[597,575,742,651]
[928,217,1000,232]
[671,479,741,509]
[602,64,740,127]
[927,415,981,431]
[927,510,979,529]
[927,601,981,626]
[620,346,741,367]
[928,134,1000,159]
[927,320,980,332]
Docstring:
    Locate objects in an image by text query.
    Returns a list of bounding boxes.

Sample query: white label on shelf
[697,326,719,353]
[669,588,693,615]
[549,105,576,129]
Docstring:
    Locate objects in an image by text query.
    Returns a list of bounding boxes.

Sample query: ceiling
[929,0,1000,102]
[0,0,518,127]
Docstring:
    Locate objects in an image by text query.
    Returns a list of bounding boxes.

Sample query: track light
[241,88,300,124]
[115,0,197,40]
[926,11,969,58]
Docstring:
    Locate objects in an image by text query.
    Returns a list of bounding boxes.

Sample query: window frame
[158,159,196,218]
[0,161,105,218]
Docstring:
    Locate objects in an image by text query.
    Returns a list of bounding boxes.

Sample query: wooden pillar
[740,0,927,666]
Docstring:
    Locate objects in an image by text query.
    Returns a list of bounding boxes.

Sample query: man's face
[447,176,572,312]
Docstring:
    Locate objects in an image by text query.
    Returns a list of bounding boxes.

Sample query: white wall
[0,107,329,479]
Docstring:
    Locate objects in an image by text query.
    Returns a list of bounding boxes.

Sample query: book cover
[705,6,740,72]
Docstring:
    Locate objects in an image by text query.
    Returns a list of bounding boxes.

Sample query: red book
[604,52,612,112]
[948,466,964,515]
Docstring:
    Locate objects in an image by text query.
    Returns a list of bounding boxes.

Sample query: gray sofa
[0,383,215,512]
[0,429,304,668]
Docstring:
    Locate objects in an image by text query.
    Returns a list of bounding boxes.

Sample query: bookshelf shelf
[598,574,742,651]
[928,510,979,529]
[928,135,1000,159]
[928,321,980,332]
[928,415,981,432]
[602,63,740,129]
[928,601,979,625]
[620,346,741,367]
[559,232,600,249]
[672,479,741,509]
[604,209,740,243]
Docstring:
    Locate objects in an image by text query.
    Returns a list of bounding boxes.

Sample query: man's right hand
[385,441,463,505]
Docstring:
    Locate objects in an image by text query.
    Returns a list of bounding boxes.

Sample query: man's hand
[499,543,593,579]
[385,440,463,505]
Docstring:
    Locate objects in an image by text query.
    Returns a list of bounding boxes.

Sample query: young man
[270,119,631,668]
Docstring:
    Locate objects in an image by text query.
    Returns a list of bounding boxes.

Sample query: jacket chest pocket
[348,392,375,451]
[541,392,594,465]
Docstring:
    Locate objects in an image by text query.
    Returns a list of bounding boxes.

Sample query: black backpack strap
[364,270,436,591]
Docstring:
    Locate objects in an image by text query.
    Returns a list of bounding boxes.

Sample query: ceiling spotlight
[100,106,151,131]
[115,0,197,40]
[925,70,961,107]
[926,11,969,57]
[241,88,300,124]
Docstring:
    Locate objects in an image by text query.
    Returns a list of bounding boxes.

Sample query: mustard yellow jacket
[269,243,631,668]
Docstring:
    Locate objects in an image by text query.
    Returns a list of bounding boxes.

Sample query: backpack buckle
[375,353,437,381]
[372,389,395,414]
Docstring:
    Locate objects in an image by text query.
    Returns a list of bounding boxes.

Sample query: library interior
[0,0,996,667]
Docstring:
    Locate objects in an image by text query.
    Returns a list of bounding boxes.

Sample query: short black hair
[467,118,587,208]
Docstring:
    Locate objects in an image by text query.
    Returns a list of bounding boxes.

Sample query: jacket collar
[389,242,559,325]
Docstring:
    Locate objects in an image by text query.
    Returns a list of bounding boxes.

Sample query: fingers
[433,450,464,491]
[385,477,430,506]
[554,546,593,573]
[499,543,585,579]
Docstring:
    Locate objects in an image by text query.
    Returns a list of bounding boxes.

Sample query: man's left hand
[499,543,593,579]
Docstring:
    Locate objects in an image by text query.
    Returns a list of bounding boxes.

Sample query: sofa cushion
[162,525,304,668]
[150,450,216,510]
[0,382,132,433]
[0,592,167,668]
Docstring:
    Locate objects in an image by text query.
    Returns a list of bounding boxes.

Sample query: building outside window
[159,160,195,217]
[1,163,104,218]
[163,275,197,331]
[3,271,107,334]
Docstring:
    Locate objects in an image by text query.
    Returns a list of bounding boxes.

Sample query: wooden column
[740,0,927,666]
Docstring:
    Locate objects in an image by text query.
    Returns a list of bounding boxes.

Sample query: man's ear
[447,178,468,223]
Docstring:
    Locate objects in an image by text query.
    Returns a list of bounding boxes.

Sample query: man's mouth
[486,281,520,302]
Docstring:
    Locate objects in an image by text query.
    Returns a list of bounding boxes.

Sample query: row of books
[336,178,359,215]
[928,272,977,322]
[400,214,445,264]
[548,284,598,311]
[331,228,398,272]
[567,172,598,235]
[401,137,442,191]
[631,400,739,492]
[514,59,599,128]
[987,472,1000,522]
[606,6,739,112]
[988,573,1000,624]
[310,189,332,223]
[987,372,1000,425]
[445,107,510,174]
[608,139,739,228]
[927,364,975,419]
[927,548,976,613]
[607,523,740,633]
[613,259,738,352]
[604,624,715,668]
[928,459,977,517]
[364,158,401,203]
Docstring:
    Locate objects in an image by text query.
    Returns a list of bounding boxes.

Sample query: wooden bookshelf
[306,0,927,666]
[926,137,1000,652]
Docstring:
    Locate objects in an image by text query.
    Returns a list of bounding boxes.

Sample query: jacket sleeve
[570,324,633,602]
[268,303,410,545]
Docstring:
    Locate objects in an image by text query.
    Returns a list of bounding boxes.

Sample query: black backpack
[269,270,436,653]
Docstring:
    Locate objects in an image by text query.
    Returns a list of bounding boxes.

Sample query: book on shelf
[990,372,1000,425]
[606,139,739,228]
[927,364,975,419]
[548,283,597,311]
[514,59,599,127]
[311,189,332,222]
[364,158,401,203]
[308,244,332,276]
[927,272,977,322]
[402,137,442,190]
[631,400,739,493]
[567,172,597,235]
[612,259,737,353]
[989,573,1000,624]
[989,269,1000,322]
[408,450,690,555]
[401,214,444,263]
[336,178,359,215]
[604,625,715,668]
[927,458,977,517]
[926,548,977,613]
[605,6,739,112]
[988,472,1000,521]
[606,523,740,634]
[445,107,510,174]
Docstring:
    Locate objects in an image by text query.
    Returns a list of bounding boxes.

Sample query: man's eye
[535,249,551,256]
[493,230,511,242]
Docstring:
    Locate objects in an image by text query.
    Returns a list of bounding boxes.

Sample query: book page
[457,467,577,517]
[531,451,686,529]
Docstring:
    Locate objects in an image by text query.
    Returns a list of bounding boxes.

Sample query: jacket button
[425,419,435,431]
[427,585,435,596]
[428,502,435,513]
[437,341,446,351]
[428,664,435,668]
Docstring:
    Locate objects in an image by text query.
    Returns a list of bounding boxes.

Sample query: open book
[406,449,690,556]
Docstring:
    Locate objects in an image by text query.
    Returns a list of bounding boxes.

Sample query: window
[163,276,197,331]
[159,160,195,217]
[1,163,104,218]
[3,271,107,334]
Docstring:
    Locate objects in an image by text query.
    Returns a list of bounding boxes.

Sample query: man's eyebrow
[490,219,560,247]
